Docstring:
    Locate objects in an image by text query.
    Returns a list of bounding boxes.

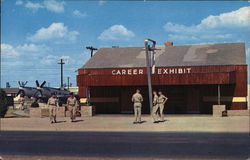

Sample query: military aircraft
[35,80,70,103]
[15,80,71,103]
[16,81,42,98]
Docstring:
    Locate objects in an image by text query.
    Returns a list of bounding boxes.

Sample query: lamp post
[144,39,157,114]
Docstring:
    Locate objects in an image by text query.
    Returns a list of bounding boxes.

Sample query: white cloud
[98,0,106,6]
[1,43,20,58]
[16,0,65,13]
[98,25,135,41]
[15,0,23,5]
[44,0,65,13]
[27,22,79,42]
[25,1,44,10]
[73,10,87,18]
[42,55,70,65]
[163,6,250,43]
[199,6,250,28]
[16,44,50,53]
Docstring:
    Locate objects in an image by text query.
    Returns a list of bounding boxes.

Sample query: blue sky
[1,0,250,88]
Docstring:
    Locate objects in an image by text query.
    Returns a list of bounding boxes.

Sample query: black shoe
[71,120,74,122]
[51,121,54,124]
[54,120,57,123]
[133,122,137,124]
[153,121,159,123]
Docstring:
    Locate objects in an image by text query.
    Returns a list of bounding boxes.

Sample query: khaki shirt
[132,93,143,103]
[47,97,59,107]
[19,97,25,105]
[158,95,168,104]
[67,97,78,107]
[153,95,158,106]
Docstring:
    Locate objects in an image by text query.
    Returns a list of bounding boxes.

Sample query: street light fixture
[144,39,159,114]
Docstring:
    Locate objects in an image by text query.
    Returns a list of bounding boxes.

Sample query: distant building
[2,88,19,106]
[77,42,248,114]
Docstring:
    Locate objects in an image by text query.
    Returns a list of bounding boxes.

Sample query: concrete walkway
[1,115,249,133]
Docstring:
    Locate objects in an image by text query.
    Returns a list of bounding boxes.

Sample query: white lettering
[116,70,121,75]
[111,68,191,75]
[122,69,126,75]
[112,70,116,75]
[163,69,168,74]
[139,69,143,75]
[128,69,132,75]
[169,69,175,74]
[178,68,183,74]
[158,69,162,74]
[133,69,137,75]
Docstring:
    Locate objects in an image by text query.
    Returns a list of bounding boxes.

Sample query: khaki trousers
[151,104,159,122]
[134,103,142,122]
[68,106,76,120]
[49,106,57,122]
[158,103,165,121]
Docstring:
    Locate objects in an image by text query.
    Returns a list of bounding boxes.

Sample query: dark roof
[2,88,19,94]
[81,42,246,69]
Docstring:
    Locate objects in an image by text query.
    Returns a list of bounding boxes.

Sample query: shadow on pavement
[72,120,84,123]
[54,121,66,124]
[0,131,249,159]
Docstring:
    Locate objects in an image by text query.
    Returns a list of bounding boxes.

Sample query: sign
[80,98,87,103]
[111,67,192,75]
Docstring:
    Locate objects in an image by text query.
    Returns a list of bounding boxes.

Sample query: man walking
[67,92,78,122]
[152,91,159,123]
[158,91,168,122]
[47,93,59,124]
[131,89,143,124]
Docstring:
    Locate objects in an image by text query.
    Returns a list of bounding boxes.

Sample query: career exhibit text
[111,68,192,75]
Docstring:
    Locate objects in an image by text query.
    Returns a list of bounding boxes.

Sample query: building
[2,88,19,106]
[77,42,248,114]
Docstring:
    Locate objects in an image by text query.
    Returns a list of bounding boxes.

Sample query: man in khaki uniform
[152,91,159,123]
[131,89,143,124]
[18,95,25,110]
[158,91,168,122]
[47,93,59,124]
[67,92,78,122]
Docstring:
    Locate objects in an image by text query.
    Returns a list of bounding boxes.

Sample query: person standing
[18,95,25,110]
[67,92,78,122]
[152,91,159,123]
[131,89,143,124]
[158,91,168,122]
[47,93,59,124]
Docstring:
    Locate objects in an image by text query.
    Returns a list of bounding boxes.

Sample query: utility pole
[58,59,65,88]
[144,39,158,114]
[67,77,70,90]
[86,46,98,57]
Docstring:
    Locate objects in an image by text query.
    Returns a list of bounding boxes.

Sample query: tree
[0,89,8,118]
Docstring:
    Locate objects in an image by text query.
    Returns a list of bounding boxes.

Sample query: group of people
[47,92,78,124]
[48,89,167,124]
[132,89,168,124]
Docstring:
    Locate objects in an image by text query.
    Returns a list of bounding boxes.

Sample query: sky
[1,0,250,88]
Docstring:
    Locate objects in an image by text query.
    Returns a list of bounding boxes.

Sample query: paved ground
[0,131,249,160]
[0,115,249,160]
[0,115,249,132]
